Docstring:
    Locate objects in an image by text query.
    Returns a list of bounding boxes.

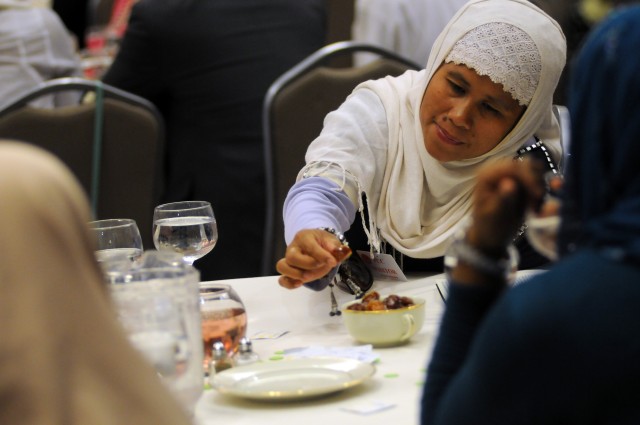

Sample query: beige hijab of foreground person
[0,142,191,425]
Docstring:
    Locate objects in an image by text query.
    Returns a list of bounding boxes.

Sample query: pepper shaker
[235,337,260,366]
[209,341,234,376]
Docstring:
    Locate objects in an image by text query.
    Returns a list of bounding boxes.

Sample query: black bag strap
[514,137,559,175]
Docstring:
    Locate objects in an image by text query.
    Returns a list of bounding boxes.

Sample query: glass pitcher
[108,250,203,415]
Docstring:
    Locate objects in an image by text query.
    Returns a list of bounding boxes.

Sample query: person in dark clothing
[103,0,327,280]
[52,0,89,48]
[422,6,640,424]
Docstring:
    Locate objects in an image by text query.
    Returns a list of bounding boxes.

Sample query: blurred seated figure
[0,0,82,109]
[103,0,327,280]
[0,141,192,425]
[51,0,90,49]
[351,0,468,66]
[422,6,640,423]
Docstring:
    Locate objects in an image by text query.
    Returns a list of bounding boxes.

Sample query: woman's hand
[451,159,547,286]
[276,229,350,289]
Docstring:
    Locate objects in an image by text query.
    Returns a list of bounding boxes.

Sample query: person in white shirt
[0,0,81,110]
[352,0,469,66]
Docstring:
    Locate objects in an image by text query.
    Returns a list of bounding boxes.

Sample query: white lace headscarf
[304,0,566,258]
[445,22,541,106]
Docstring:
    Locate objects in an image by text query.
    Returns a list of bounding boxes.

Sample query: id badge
[357,251,407,282]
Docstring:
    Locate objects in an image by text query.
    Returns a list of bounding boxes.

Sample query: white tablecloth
[194,273,446,425]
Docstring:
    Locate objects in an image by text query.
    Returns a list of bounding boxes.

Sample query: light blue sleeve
[283,177,357,244]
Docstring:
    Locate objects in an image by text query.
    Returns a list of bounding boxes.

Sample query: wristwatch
[444,231,518,280]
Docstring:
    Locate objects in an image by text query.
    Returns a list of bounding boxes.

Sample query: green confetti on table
[204,382,212,391]
[384,373,399,378]
[269,355,284,361]
[273,350,285,355]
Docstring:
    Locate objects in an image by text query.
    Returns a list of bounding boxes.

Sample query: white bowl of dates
[341,291,425,347]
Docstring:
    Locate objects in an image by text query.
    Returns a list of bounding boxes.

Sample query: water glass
[153,201,217,265]
[90,218,143,279]
[109,251,203,414]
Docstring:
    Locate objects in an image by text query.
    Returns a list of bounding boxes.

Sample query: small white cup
[341,297,425,347]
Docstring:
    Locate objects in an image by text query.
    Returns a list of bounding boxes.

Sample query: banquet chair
[261,41,421,275]
[0,77,164,249]
[552,104,571,171]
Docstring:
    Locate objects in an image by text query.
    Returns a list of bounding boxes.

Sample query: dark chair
[261,41,421,275]
[0,77,164,249]
[552,104,571,170]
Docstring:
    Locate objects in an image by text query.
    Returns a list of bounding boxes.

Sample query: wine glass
[525,172,563,261]
[89,219,143,274]
[152,201,218,265]
[199,283,247,372]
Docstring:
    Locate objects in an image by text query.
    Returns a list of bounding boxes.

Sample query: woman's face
[420,62,526,162]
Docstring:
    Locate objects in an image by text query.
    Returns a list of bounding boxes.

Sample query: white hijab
[319,0,566,258]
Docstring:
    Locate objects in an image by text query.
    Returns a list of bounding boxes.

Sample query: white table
[194,273,446,425]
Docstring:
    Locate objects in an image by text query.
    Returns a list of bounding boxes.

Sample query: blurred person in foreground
[103,0,327,280]
[277,0,566,290]
[0,0,81,110]
[0,141,192,425]
[422,6,640,423]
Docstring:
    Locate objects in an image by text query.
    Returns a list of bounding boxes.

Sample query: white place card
[341,400,396,415]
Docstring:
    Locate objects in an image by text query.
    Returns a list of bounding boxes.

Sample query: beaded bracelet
[318,227,348,246]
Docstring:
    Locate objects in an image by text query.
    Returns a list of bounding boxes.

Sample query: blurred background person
[51,0,90,49]
[103,0,327,280]
[351,0,468,67]
[0,141,192,425]
[0,0,82,109]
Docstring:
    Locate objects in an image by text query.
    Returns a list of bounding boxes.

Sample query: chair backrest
[0,78,164,250]
[261,41,421,275]
[552,104,571,171]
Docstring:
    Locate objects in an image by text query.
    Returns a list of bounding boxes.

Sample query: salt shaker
[209,341,234,376]
[235,337,260,366]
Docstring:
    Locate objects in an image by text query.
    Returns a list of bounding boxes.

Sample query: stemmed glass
[525,172,563,261]
[89,218,143,270]
[152,201,218,265]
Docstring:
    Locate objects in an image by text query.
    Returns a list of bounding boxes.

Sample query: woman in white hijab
[277,0,566,290]
[0,141,192,425]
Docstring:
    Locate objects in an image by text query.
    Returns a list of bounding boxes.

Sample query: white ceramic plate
[211,357,375,401]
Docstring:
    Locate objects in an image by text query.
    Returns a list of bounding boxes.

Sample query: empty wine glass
[152,201,218,265]
[526,215,560,260]
[525,172,563,261]
[89,219,143,275]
